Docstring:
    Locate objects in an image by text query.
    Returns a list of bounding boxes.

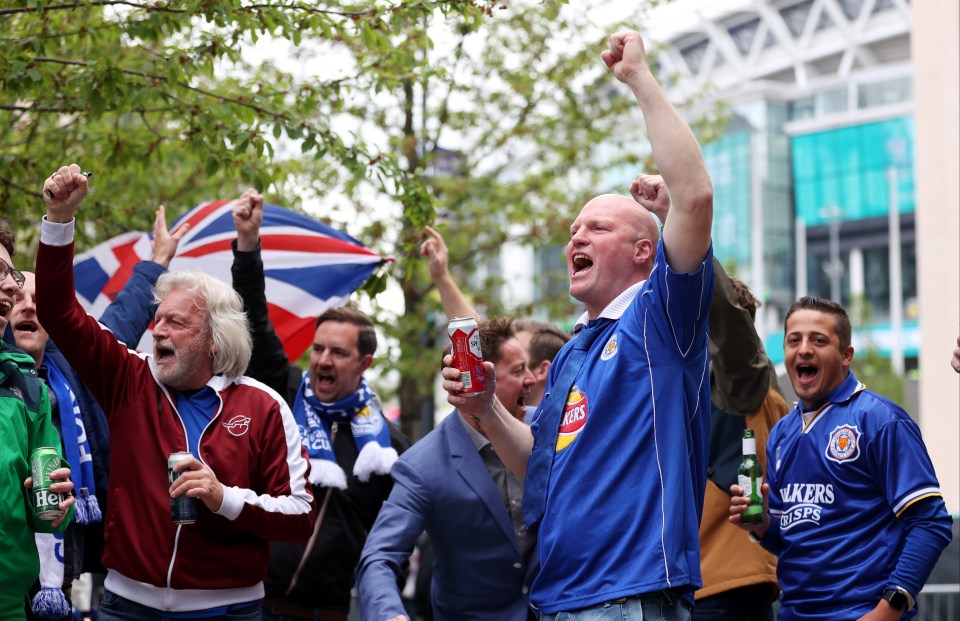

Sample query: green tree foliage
[851,345,905,409]
[0,0,480,250]
[334,1,682,438]
[1,0,712,440]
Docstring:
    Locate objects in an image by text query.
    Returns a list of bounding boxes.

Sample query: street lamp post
[888,166,904,375]
[819,205,844,303]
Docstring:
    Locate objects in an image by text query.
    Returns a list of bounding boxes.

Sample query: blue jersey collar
[795,370,865,416]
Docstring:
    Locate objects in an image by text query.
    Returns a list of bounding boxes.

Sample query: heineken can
[30,446,64,520]
[168,452,198,524]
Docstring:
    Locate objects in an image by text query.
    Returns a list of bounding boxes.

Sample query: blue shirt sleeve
[887,496,953,599]
[648,239,714,356]
[98,260,165,347]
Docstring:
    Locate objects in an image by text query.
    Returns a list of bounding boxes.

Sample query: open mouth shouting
[0,299,11,317]
[14,319,38,335]
[154,340,177,364]
[795,363,819,387]
[515,392,528,416]
[313,372,336,394]
[571,253,593,277]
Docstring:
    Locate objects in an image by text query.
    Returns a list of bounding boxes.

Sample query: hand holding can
[27,447,74,526]
[448,317,486,396]
[168,452,199,524]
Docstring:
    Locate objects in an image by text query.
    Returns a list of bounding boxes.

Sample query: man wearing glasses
[0,224,76,620]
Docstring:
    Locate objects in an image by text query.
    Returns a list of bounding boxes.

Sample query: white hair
[154,271,252,377]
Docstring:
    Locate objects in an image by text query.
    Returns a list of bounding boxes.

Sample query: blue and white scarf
[32,359,103,619]
[32,533,70,619]
[45,358,101,525]
[291,372,397,489]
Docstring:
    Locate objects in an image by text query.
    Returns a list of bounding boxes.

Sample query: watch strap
[883,586,915,612]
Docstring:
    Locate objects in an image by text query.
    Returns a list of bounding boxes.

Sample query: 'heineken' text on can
[168,452,198,524]
[738,428,764,524]
[448,317,486,396]
[31,446,63,520]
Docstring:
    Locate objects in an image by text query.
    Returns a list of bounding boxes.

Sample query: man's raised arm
[603,31,713,272]
[420,225,478,320]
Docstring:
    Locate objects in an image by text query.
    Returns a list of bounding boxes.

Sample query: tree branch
[0,1,186,16]
[0,174,44,198]
[0,103,173,114]
[30,56,352,125]
[0,0,452,18]
[425,27,468,154]
[0,22,122,41]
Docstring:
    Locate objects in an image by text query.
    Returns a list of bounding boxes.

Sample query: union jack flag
[73,200,384,359]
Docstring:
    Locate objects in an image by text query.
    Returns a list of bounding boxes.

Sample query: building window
[816,87,849,116]
[838,0,865,20]
[858,77,912,109]
[789,96,815,121]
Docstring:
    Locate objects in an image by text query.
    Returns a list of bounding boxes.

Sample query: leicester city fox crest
[600,333,618,361]
[351,405,384,437]
[825,424,861,464]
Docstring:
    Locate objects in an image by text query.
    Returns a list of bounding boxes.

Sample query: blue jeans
[539,591,692,621]
[96,590,261,621]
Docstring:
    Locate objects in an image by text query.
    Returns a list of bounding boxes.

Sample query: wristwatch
[882,586,915,612]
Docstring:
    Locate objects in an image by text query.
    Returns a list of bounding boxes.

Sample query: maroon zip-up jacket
[37,224,315,611]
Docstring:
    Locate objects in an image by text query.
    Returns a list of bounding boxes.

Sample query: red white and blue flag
[73,200,383,359]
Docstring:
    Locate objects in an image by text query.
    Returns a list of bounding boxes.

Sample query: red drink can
[448,317,486,396]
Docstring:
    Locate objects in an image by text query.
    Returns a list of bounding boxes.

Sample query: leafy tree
[851,345,905,409]
[0,0,483,248]
[1,0,716,441]
[848,294,906,408]
[333,1,686,439]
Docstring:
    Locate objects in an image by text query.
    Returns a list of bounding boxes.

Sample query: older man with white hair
[35,165,315,620]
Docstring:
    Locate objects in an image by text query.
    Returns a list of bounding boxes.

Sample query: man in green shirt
[0,224,74,621]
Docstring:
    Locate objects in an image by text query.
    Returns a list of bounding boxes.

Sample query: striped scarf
[291,372,397,489]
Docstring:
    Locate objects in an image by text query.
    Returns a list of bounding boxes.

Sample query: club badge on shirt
[600,333,618,361]
[825,424,861,464]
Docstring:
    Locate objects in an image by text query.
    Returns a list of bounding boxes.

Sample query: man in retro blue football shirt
[730,296,952,621]
[443,29,715,620]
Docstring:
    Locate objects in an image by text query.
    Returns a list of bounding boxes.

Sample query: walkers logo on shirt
[779,483,835,530]
[556,386,587,451]
[222,414,251,437]
[825,424,861,464]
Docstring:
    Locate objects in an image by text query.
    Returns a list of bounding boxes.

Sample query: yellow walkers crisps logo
[825,424,861,464]
[555,385,587,451]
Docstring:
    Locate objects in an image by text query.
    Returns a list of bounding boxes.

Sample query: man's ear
[841,345,854,371]
[534,359,551,383]
[634,238,655,266]
[359,353,374,374]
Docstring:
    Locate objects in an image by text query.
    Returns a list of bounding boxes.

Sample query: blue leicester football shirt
[528,240,714,614]
[765,371,946,620]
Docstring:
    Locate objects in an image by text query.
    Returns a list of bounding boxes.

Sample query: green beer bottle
[738,428,764,524]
